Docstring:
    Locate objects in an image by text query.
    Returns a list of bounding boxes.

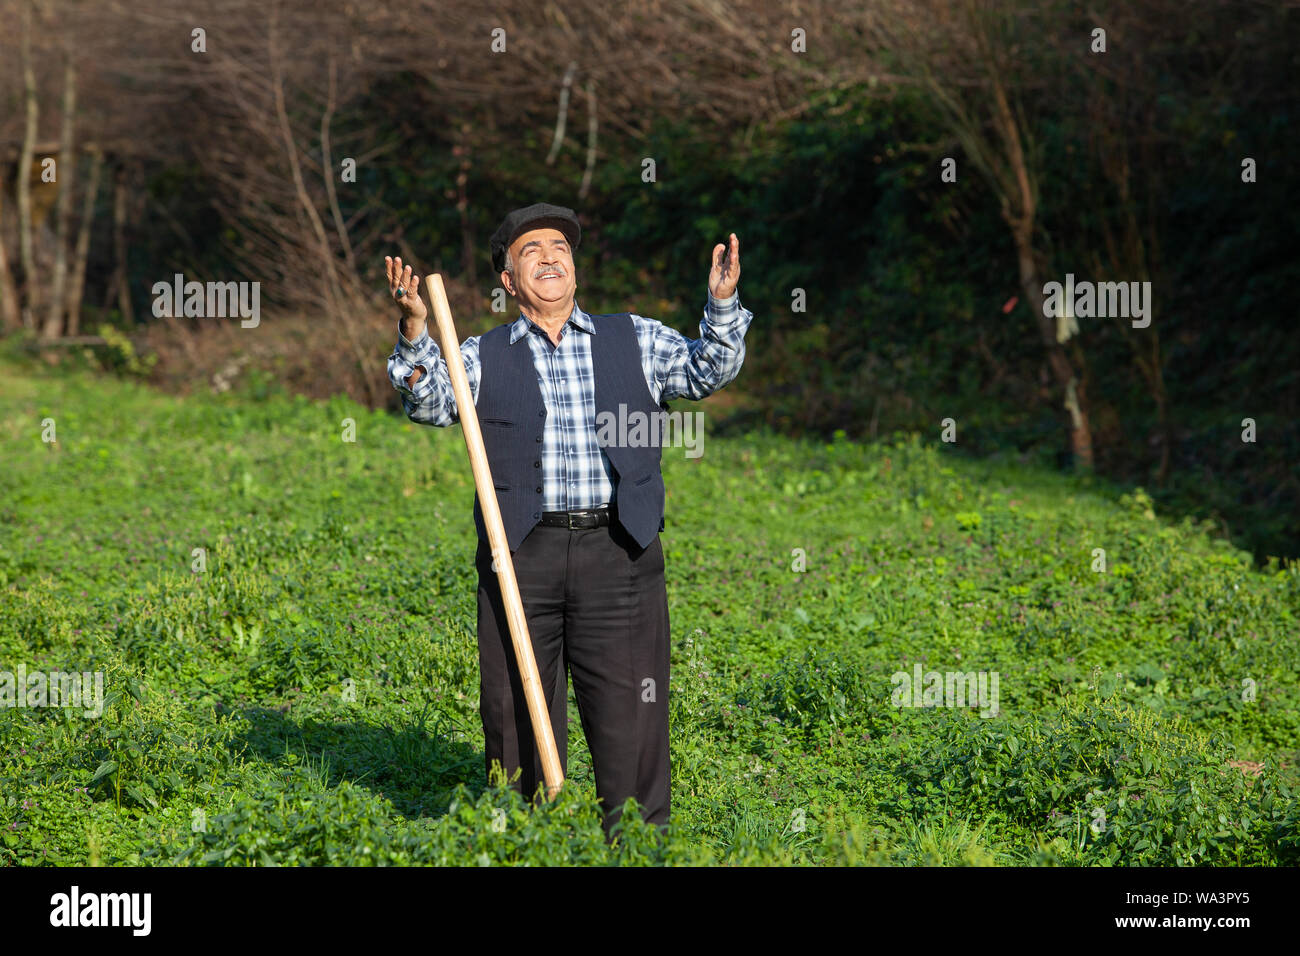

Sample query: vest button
[535,436,542,443]
[534,460,540,468]
[535,487,542,494]
[538,410,546,417]
[533,512,540,519]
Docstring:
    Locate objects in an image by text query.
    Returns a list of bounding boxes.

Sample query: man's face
[504,227,576,307]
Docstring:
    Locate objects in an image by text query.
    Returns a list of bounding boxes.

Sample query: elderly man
[384,202,751,836]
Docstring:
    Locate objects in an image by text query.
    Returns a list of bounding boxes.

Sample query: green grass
[1,353,1297,865]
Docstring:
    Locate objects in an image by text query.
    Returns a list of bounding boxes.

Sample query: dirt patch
[1227,759,1264,778]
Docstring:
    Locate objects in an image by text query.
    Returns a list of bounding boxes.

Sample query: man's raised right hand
[387,255,429,389]
[386,255,428,326]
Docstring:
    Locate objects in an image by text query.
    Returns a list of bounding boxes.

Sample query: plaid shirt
[387,291,753,512]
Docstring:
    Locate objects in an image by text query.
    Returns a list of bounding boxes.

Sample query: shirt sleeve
[386,323,481,426]
[630,291,753,404]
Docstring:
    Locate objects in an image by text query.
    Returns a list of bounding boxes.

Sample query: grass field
[1,353,1297,865]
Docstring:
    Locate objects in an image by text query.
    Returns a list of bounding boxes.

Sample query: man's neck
[520,299,575,345]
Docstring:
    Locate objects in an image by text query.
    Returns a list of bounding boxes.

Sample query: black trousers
[474,517,670,836]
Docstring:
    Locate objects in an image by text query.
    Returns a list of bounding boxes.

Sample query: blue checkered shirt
[387,292,753,512]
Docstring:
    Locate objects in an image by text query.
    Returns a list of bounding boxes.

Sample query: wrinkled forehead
[510,228,572,257]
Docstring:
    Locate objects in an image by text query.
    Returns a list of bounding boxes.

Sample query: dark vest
[472,311,666,553]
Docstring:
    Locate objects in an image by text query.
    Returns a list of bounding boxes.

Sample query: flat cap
[490,202,581,274]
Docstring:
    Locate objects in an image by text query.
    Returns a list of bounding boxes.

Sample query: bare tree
[867,0,1096,468]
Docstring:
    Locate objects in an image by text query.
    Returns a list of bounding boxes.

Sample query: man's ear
[500,270,515,296]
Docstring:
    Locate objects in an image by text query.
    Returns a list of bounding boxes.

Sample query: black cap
[490,203,581,274]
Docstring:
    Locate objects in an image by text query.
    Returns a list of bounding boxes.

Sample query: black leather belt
[539,505,612,529]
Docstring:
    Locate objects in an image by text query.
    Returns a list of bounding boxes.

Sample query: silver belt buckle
[569,507,604,528]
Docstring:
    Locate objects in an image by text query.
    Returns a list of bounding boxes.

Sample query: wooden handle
[424,274,564,800]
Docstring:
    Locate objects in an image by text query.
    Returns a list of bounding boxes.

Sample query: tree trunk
[579,79,598,200]
[1154,377,1171,485]
[17,0,41,330]
[104,163,135,324]
[988,61,1095,472]
[44,52,77,341]
[320,55,356,276]
[0,169,21,331]
[456,121,476,286]
[1012,229,1095,470]
[66,147,103,337]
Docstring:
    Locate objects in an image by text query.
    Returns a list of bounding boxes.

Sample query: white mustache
[535,268,566,277]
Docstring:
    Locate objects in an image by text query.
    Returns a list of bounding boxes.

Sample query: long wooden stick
[424,273,564,800]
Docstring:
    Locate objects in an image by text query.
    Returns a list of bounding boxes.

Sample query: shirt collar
[509,301,595,345]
